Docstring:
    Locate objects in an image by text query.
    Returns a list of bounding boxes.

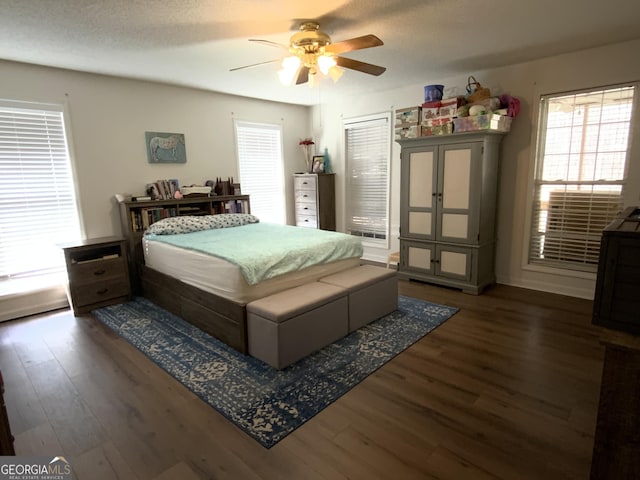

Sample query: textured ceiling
[1,0,640,105]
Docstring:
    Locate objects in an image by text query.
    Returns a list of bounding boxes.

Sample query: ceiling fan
[230,21,386,86]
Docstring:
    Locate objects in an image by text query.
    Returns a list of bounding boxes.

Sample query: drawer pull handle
[96,288,109,295]
[93,269,106,276]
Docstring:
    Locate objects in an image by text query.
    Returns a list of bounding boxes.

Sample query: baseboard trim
[495,275,594,300]
[0,286,69,322]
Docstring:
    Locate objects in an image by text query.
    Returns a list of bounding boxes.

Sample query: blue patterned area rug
[93,296,457,448]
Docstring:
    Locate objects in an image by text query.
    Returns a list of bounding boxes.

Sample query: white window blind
[528,85,635,271]
[344,113,391,246]
[235,120,285,224]
[0,101,82,279]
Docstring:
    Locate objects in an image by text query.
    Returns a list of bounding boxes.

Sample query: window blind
[528,85,634,271]
[344,114,391,245]
[0,102,81,279]
[235,120,285,224]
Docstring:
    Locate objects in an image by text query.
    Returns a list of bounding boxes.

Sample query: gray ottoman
[247,282,348,369]
[319,265,398,332]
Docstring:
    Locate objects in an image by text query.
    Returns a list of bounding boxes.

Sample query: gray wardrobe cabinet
[397,132,505,294]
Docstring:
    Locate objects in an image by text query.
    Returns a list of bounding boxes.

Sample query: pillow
[144,213,259,236]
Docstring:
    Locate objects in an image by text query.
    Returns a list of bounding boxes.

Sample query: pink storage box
[438,97,466,117]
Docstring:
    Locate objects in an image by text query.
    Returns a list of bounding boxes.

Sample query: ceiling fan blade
[229,59,279,72]
[249,39,289,50]
[335,56,386,76]
[296,66,310,85]
[324,34,383,55]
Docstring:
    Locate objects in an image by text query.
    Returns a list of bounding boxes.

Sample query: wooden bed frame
[139,263,249,353]
[120,195,254,353]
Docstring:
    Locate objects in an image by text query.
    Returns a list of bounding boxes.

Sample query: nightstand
[60,236,131,314]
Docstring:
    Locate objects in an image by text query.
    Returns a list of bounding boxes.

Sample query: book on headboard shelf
[146,179,180,200]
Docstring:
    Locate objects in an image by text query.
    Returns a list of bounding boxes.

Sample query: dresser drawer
[296,214,319,228]
[72,278,130,308]
[68,257,127,284]
[294,175,317,191]
[296,202,317,216]
[295,189,317,204]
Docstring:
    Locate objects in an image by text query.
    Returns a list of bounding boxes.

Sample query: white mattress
[143,238,361,304]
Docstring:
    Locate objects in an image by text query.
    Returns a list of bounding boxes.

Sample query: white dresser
[293,173,336,230]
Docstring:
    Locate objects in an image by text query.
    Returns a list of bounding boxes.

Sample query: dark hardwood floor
[0,280,603,479]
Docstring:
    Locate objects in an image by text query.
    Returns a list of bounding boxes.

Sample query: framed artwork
[312,155,325,173]
[145,132,186,163]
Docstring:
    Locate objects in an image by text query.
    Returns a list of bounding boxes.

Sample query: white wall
[0,60,311,237]
[0,59,311,319]
[2,38,639,307]
[312,39,640,299]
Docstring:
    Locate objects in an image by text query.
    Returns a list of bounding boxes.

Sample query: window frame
[0,98,84,283]
[522,82,637,277]
[343,111,392,249]
[233,119,286,225]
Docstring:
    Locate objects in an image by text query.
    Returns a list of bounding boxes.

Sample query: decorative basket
[466,76,491,103]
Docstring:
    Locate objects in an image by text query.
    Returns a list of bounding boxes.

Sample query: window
[0,101,82,282]
[528,84,635,272]
[344,113,391,247]
[234,120,285,224]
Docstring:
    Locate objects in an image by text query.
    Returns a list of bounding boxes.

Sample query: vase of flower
[299,138,315,173]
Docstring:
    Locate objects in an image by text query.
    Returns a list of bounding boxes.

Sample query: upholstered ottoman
[319,265,398,332]
[247,282,348,369]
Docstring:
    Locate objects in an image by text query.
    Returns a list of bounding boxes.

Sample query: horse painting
[145,132,186,163]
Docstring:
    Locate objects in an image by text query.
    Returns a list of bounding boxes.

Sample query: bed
[138,214,363,353]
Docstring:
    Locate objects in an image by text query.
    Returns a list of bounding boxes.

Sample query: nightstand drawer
[68,257,127,284]
[72,278,130,308]
[59,236,131,314]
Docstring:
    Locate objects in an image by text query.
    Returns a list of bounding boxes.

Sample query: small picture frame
[312,155,325,173]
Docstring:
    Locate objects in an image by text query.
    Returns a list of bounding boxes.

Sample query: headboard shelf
[119,194,251,293]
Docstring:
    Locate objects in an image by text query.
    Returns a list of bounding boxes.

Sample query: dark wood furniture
[141,265,247,353]
[119,195,251,353]
[592,206,640,334]
[293,173,336,230]
[590,330,640,479]
[0,370,15,455]
[60,236,131,314]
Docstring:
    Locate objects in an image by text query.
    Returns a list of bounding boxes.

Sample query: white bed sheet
[143,237,361,304]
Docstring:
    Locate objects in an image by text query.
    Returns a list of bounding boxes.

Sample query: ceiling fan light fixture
[234,21,385,87]
[277,56,301,85]
[317,55,336,75]
[328,65,343,83]
[308,70,318,88]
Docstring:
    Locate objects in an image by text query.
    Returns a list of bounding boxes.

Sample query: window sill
[521,262,597,281]
[0,273,67,297]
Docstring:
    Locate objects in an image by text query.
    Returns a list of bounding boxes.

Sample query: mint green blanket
[146,223,363,285]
